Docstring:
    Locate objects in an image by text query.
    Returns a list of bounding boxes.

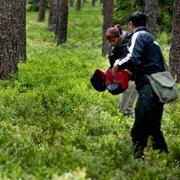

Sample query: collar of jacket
[134,26,150,33]
[120,31,127,42]
[115,31,131,48]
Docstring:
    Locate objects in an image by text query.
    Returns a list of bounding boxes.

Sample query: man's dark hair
[128,11,147,27]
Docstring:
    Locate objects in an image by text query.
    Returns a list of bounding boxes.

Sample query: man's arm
[112,31,146,75]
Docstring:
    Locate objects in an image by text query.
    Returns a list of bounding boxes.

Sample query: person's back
[112,12,168,158]
[132,27,164,73]
[126,26,165,90]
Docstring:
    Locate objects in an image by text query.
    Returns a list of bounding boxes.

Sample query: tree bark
[102,0,114,56]
[56,0,69,45]
[92,0,96,6]
[76,0,81,11]
[0,0,19,79]
[17,0,26,61]
[169,0,180,82]
[38,0,46,22]
[144,0,158,37]
[48,0,59,31]
[69,0,73,7]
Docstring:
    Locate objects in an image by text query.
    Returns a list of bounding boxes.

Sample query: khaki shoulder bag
[146,71,178,103]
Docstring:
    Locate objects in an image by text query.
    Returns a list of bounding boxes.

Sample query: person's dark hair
[128,11,147,27]
[105,24,122,41]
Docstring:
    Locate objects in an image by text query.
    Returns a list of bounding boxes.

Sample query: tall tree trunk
[56,0,68,45]
[76,0,81,11]
[169,0,180,82]
[17,0,26,61]
[102,0,114,56]
[144,0,158,37]
[38,0,46,22]
[0,0,19,79]
[48,0,59,31]
[69,0,73,7]
[92,0,96,6]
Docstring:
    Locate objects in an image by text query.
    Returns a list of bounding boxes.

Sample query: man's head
[128,12,147,32]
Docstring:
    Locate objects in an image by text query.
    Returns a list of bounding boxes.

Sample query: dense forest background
[113,0,173,33]
[0,0,179,179]
[27,0,174,33]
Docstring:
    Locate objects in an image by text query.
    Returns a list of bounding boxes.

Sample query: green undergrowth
[0,2,179,180]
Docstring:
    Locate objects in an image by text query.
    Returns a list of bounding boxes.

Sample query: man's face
[108,37,119,47]
[128,21,134,33]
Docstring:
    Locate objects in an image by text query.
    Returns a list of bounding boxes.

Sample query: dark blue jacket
[114,27,165,90]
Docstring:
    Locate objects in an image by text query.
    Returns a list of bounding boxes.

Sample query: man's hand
[112,65,119,76]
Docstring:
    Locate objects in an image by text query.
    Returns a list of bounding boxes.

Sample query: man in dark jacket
[112,12,168,158]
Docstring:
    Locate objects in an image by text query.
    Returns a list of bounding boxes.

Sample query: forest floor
[0,2,179,179]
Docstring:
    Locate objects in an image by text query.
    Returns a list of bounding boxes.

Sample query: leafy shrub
[27,0,39,11]
[0,2,179,179]
[27,0,49,11]
[113,0,143,25]
[157,0,174,33]
[113,0,174,34]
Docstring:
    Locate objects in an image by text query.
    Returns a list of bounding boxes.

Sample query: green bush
[27,0,49,11]
[113,0,174,34]
[113,0,143,25]
[157,0,174,33]
[0,2,179,179]
[27,0,39,11]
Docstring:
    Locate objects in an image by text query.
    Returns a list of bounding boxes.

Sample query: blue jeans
[131,84,168,157]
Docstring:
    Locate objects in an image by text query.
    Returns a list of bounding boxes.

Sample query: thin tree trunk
[48,0,59,31]
[76,0,81,11]
[38,0,46,22]
[69,0,73,7]
[92,0,96,6]
[144,0,158,37]
[56,0,68,45]
[17,0,26,61]
[169,0,180,82]
[0,0,19,79]
[102,0,114,56]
